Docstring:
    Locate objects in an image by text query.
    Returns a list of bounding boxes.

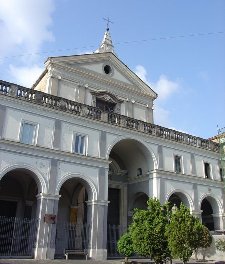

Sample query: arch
[56,173,97,201]
[132,192,149,210]
[106,136,158,168]
[166,189,194,210]
[199,195,221,231]
[199,193,222,213]
[106,136,158,170]
[0,163,46,193]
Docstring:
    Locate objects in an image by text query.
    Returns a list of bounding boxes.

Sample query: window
[73,134,87,155]
[96,98,115,112]
[174,155,182,173]
[204,162,211,179]
[20,122,37,145]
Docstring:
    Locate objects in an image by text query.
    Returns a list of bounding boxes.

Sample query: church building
[0,28,224,260]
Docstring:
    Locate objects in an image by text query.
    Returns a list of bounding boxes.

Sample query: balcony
[0,80,219,153]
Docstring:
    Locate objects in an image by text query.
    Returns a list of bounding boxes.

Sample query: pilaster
[34,193,60,260]
[86,200,108,260]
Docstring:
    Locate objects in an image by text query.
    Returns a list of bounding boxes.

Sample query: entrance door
[108,188,120,225]
[107,188,121,257]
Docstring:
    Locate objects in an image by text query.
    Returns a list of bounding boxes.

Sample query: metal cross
[103,17,113,31]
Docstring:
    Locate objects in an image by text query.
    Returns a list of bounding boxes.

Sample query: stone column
[46,70,59,96]
[34,193,60,260]
[86,200,108,260]
[213,213,224,230]
[152,171,161,201]
[191,210,202,220]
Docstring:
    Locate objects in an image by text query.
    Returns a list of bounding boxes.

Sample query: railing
[0,80,219,152]
[55,222,89,258]
[0,216,38,257]
[107,224,127,258]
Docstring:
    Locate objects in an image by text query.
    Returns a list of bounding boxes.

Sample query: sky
[0,0,224,139]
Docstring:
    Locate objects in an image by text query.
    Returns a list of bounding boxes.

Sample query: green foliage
[166,203,207,264]
[117,232,134,258]
[215,238,225,252]
[129,198,171,264]
[198,225,212,249]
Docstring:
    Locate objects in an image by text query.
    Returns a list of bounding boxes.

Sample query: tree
[166,203,207,264]
[129,198,171,264]
[199,225,212,260]
[191,221,212,260]
[215,238,225,252]
[117,232,134,263]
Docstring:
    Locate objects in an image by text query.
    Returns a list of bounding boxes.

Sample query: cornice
[52,61,155,100]
[0,139,110,168]
[47,52,157,98]
[155,169,223,188]
[0,93,219,158]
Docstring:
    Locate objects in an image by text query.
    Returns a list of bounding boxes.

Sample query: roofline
[32,69,48,89]
[45,52,158,99]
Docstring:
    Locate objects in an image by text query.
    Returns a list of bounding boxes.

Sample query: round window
[103,65,112,75]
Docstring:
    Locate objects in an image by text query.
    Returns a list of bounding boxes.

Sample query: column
[152,171,161,201]
[86,200,108,260]
[34,193,60,260]
[213,213,224,230]
[191,210,202,221]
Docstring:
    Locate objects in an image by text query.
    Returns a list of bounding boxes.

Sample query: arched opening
[108,139,153,225]
[201,197,219,231]
[0,169,39,257]
[107,139,153,257]
[168,192,190,209]
[55,178,90,258]
[133,192,149,210]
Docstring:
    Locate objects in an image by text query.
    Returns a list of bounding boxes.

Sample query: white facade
[0,30,224,260]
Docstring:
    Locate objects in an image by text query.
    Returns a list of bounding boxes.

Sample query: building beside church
[0,29,224,260]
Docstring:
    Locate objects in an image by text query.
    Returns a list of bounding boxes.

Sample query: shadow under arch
[107,137,155,229]
[166,190,193,210]
[0,166,44,221]
[106,136,158,170]
[0,164,46,194]
[56,173,97,201]
[199,194,222,213]
[55,174,97,257]
[132,192,149,210]
[199,195,221,231]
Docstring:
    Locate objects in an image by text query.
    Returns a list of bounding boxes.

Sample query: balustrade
[0,80,219,153]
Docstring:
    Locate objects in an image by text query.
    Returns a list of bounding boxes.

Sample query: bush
[129,198,171,264]
[117,232,134,261]
[215,238,225,252]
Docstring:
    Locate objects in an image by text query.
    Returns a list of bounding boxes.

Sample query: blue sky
[0,0,224,139]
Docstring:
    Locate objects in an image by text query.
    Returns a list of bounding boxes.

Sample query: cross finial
[103,17,113,31]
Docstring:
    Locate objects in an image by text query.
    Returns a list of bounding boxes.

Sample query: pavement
[0,259,122,264]
[0,259,222,264]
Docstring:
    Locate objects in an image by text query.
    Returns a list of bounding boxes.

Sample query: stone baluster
[8,84,19,97]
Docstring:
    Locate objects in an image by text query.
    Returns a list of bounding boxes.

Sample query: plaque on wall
[44,214,56,224]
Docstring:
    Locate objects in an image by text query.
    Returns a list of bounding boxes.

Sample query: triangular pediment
[46,52,157,99]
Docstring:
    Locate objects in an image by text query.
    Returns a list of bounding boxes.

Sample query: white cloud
[0,0,55,57]
[154,105,170,127]
[135,65,149,84]
[0,0,55,85]
[135,65,181,127]
[153,74,179,101]
[9,64,43,87]
[135,65,180,101]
